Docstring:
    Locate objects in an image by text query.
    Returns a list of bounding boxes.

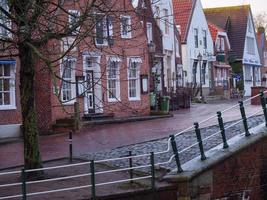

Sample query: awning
[109,56,122,63]
[0,60,16,65]
[130,57,142,63]
[214,64,231,69]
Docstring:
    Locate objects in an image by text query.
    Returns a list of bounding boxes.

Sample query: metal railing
[1,91,267,199]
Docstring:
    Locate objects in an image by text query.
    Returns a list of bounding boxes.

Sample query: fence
[1,91,267,199]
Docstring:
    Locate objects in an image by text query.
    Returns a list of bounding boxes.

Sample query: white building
[173,0,214,97]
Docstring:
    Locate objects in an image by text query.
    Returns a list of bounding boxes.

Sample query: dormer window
[216,37,225,52]
[247,37,255,55]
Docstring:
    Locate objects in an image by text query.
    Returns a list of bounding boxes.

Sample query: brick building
[0,0,151,137]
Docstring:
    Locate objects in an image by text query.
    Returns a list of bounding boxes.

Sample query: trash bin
[160,96,170,113]
[150,92,157,108]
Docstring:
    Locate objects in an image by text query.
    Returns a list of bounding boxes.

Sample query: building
[173,0,215,99]
[204,5,262,97]
[0,0,151,138]
[208,22,232,99]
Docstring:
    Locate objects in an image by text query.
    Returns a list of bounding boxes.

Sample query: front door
[86,70,95,113]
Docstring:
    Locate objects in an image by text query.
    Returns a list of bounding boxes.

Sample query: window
[202,61,207,84]
[194,28,198,48]
[128,58,141,100]
[202,30,207,49]
[247,37,255,55]
[216,37,225,52]
[68,10,80,35]
[244,65,252,81]
[0,0,11,38]
[0,62,15,110]
[248,17,252,33]
[155,6,160,26]
[163,9,169,35]
[61,58,76,103]
[107,58,120,101]
[146,22,153,43]
[175,37,180,57]
[120,15,132,38]
[95,14,113,45]
[192,61,198,84]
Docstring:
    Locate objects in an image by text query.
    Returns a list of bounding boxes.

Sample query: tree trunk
[19,43,43,171]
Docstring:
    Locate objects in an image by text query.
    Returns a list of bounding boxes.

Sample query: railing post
[170,135,183,173]
[128,151,133,183]
[69,131,73,163]
[90,160,96,200]
[239,101,250,137]
[260,91,267,127]
[150,152,155,191]
[194,122,206,160]
[21,168,27,200]
[217,111,229,149]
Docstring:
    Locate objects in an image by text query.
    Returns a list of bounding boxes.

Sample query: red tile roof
[204,5,250,59]
[172,0,196,43]
[208,22,224,42]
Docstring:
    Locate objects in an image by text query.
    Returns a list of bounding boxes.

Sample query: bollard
[260,92,267,127]
[21,168,27,200]
[150,152,155,191]
[194,122,206,160]
[90,160,96,200]
[170,135,183,173]
[239,101,250,137]
[69,131,73,163]
[128,151,133,183]
[217,111,229,149]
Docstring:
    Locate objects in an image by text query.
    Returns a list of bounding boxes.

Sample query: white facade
[180,0,214,94]
[152,0,176,91]
[242,12,261,96]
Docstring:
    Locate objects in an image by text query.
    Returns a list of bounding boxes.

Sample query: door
[86,70,95,113]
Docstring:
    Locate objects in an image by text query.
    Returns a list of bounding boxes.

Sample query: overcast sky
[201,0,267,15]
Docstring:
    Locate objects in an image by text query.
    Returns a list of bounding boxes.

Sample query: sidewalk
[0,99,262,170]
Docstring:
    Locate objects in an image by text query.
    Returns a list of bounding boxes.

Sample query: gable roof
[204,5,250,59]
[172,0,196,43]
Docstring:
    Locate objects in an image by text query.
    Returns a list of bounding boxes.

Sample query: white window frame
[0,0,11,38]
[0,62,16,110]
[60,58,76,105]
[68,9,80,35]
[107,58,121,102]
[247,37,255,55]
[120,15,132,39]
[95,13,110,46]
[146,22,153,43]
[163,9,169,35]
[175,37,180,57]
[128,57,141,101]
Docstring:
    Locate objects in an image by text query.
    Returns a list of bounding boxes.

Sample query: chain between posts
[260,91,267,127]
[170,135,183,173]
[217,111,229,149]
[239,101,250,137]
[194,122,206,160]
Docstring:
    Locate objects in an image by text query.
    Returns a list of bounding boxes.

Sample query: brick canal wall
[165,124,267,200]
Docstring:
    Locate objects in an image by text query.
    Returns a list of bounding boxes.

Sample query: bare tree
[254,12,267,32]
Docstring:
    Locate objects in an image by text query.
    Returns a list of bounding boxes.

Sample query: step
[83,113,114,121]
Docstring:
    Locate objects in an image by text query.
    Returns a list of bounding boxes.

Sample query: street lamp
[197,53,203,101]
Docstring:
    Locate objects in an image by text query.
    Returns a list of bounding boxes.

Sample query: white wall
[243,12,261,96]
[182,0,214,88]
[152,0,176,91]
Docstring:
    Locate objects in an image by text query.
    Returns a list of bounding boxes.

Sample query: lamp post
[197,53,203,101]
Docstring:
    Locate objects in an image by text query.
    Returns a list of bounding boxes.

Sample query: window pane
[0,79,3,91]
[0,93,2,105]
[4,92,10,105]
